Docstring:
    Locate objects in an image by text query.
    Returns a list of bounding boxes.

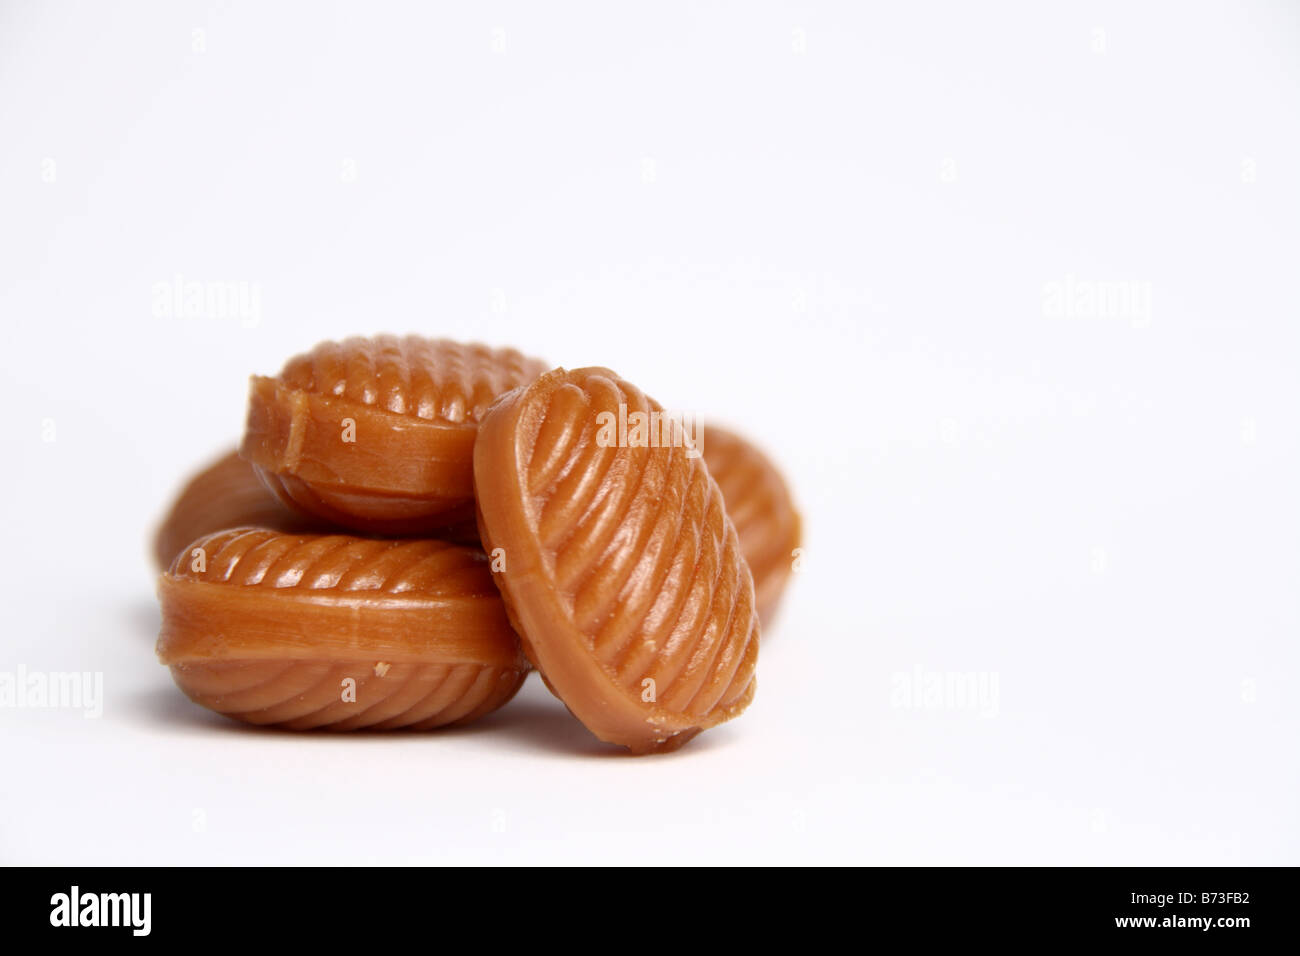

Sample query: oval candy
[699,425,801,626]
[157,528,528,730]
[152,448,323,569]
[474,367,759,753]
[241,335,547,535]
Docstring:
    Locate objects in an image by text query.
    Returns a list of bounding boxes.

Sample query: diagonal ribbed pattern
[474,366,759,753]
[152,448,322,569]
[279,335,547,424]
[168,659,525,731]
[699,425,801,626]
[169,528,498,597]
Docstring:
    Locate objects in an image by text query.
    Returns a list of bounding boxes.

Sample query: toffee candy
[241,336,547,535]
[157,528,528,730]
[152,448,321,569]
[699,425,801,626]
[474,367,759,753]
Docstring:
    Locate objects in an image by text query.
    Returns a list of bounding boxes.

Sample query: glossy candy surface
[699,425,801,626]
[157,528,528,730]
[241,336,547,535]
[152,448,322,569]
[474,367,759,753]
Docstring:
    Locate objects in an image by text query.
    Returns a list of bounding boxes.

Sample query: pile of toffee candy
[154,336,800,753]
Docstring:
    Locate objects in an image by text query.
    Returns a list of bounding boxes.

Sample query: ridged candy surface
[152,448,322,569]
[474,367,759,753]
[157,528,527,730]
[699,425,801,626]
[241,336,547,535]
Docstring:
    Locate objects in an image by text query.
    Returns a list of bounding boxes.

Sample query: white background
[1,1,1297,865]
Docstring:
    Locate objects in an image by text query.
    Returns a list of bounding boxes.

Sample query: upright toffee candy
[699,425,801,626]
[474,367,759,753]
[157,528,528,730]
[241,335,547,535]
[152,448,322,569]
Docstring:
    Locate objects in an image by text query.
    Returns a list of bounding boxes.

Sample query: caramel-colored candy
[157,528,528,730]
[474,367,759,753]
[700,425,801,626]
[152,448,323,569]
[241,336,547,535]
